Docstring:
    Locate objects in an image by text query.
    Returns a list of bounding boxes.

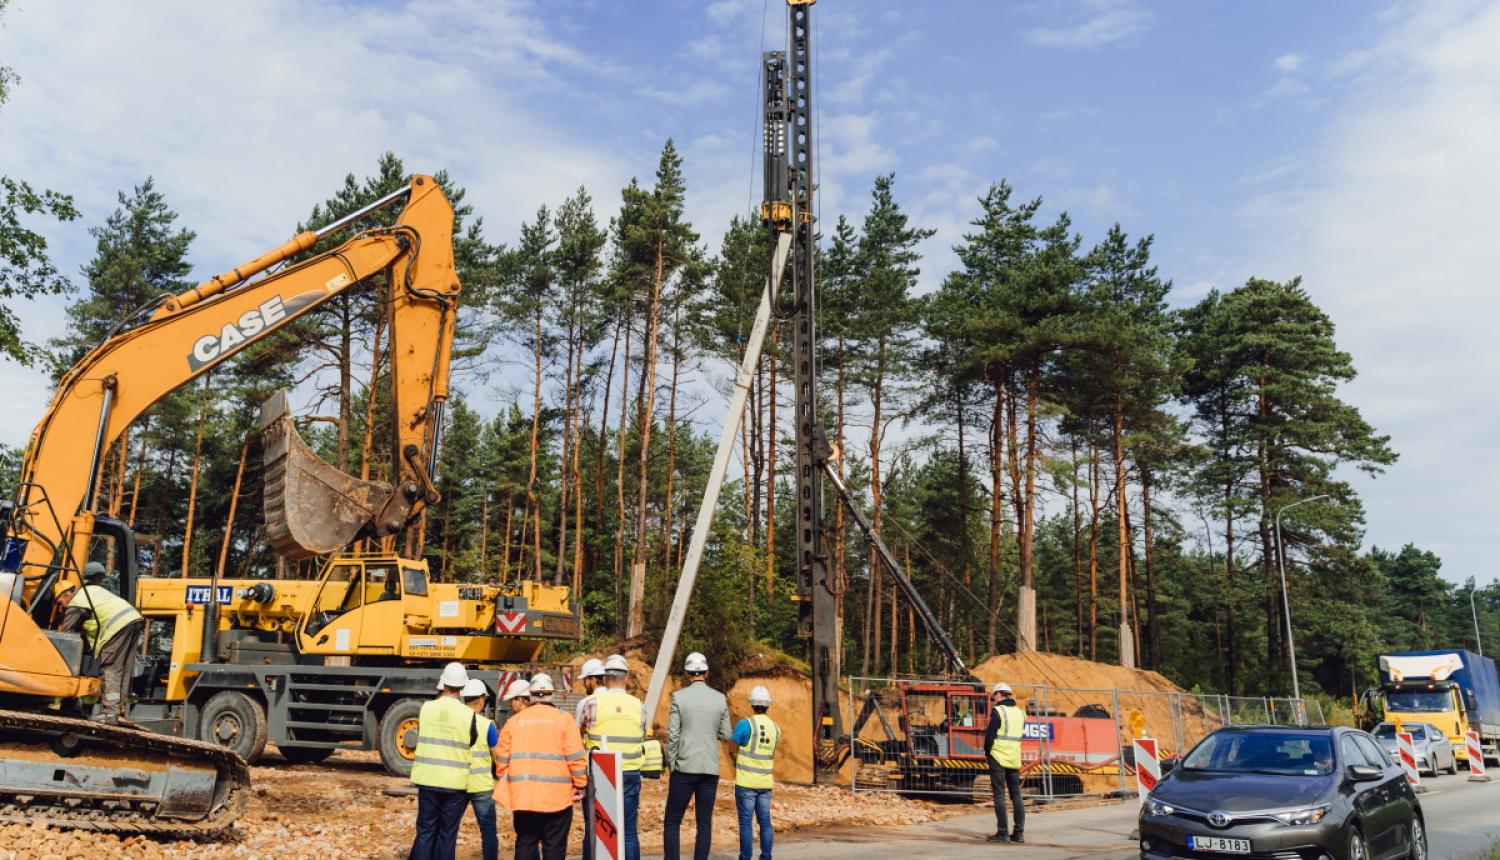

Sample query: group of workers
[408,651,783,860]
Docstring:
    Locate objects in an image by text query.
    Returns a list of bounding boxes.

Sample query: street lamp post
[1274,494,1331,711]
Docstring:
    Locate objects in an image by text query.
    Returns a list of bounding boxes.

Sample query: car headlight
[1145,799,1177,817]
[1272,805,1329,826]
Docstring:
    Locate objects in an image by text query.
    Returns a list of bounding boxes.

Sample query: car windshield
[1182,731,1334,776]
[1386,691,1453,712]
[1373,724,1426,741]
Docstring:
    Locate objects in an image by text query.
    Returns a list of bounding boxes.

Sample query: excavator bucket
[260,390,395,559]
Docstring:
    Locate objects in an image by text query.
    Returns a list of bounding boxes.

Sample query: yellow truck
[125,550,579,773]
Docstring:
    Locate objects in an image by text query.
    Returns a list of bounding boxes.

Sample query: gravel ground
[0,749,963,859]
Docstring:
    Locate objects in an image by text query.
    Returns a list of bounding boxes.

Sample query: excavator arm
[7,175,459,602]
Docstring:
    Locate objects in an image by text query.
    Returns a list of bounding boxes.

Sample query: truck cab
[1378,651,1500,765]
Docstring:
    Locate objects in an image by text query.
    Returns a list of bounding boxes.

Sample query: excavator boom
[9,175,458,590]
[0,174,460,836]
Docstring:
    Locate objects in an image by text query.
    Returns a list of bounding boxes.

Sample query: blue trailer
[1378,649,1500,764]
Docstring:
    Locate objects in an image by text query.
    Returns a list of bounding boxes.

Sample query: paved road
[648,774,1499,859]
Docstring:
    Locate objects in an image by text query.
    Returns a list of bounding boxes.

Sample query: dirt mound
[971,651,1185,695]
[973,651,1221,759]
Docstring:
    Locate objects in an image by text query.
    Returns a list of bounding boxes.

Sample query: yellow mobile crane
[0,176,469,833]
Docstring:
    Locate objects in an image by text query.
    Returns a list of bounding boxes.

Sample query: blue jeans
[409,786,467,860]
[735,786,772,860]
[468,790,498,860]
[623,770,641,860]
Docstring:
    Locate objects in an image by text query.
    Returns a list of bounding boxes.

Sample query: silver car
[1371,722,1458,776]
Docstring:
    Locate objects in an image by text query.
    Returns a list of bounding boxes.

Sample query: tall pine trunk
[525,305,545,580]
[629,247,667,639]
[1113,390,1134,668]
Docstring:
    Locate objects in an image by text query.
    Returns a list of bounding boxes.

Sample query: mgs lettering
[189,296,289,369]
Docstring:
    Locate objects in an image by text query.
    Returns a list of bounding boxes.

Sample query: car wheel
[1446,754,1459,775]
[1347,826,1369,860]
[1407,815,1427,860]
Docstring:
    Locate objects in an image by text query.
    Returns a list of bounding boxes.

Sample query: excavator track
[0,709,249,837]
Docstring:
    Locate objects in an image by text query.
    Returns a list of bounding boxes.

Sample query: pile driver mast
[762,0,973,784]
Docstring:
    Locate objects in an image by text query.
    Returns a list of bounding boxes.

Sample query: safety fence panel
[847,676,1326,802]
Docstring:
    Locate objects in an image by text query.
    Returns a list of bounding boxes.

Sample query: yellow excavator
[0,175,462,834]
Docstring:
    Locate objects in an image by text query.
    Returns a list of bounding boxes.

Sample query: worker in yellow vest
[409,662,479,860]
[984,682,1026,844]
[462,678,501,860]
[53,578,142,723]
[733,685,780,860]
[589,653,645,860]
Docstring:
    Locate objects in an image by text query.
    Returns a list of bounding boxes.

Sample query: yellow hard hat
[53,580,79,599]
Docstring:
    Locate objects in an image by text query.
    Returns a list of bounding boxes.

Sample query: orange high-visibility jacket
[493,702,588,813]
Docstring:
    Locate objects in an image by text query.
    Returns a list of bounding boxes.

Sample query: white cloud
[1235,3,1500,577]
[820,113,899,179]
[0,0,634,445]
[640,80,732,107]
[1273,53,1305,72]
[1261,77,1311,100]
[1025,0,1151,49]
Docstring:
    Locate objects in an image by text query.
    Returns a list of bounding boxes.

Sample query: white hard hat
[992,682,1013,695]
[437,662,469,690]
[528,672,555,693]
[503,680,532,701]
[580,658,606,679]
[604,654,629,674]
[461,679,489,699]
[749,685,772,707]
[684,652,709,673]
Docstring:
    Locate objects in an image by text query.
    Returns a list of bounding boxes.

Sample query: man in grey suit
[663,651,731,860]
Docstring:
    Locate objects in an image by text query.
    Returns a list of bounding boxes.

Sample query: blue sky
[2,0,1497,584]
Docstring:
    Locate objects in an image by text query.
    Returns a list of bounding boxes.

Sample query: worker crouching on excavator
[53,572,144,723]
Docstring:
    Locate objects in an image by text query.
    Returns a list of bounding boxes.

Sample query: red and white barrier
[1466,731,1490,782]
[590,750,624,860]
[1396,731,1421,789]
[1134,738,1160,805]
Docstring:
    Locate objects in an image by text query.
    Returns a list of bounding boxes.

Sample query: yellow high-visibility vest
[467,713,496,793]
[988,704,1025,770]
[734,714,780,789]
[588,689,645,772]
[76,584,141,658]
[641,738,664,778]
[410,696,476,790]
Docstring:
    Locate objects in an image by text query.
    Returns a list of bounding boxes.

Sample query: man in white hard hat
[494,673,587,860]
[409,662,478,860]
[574,657,606,860]
[587,653,646,860]
[984,681,1026,844]
[576,657,607,735]
[461,679,501,860]
[664,652,732,860]
[503,678,532,712]
[733,685,780,860]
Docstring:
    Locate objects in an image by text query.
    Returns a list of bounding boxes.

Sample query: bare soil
[0,747,957,859]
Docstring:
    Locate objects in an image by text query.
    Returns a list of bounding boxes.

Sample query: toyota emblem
[1209,812,1231,828]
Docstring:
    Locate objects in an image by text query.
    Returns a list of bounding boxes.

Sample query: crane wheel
[199,691,269,763]
[379,699,424,777]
